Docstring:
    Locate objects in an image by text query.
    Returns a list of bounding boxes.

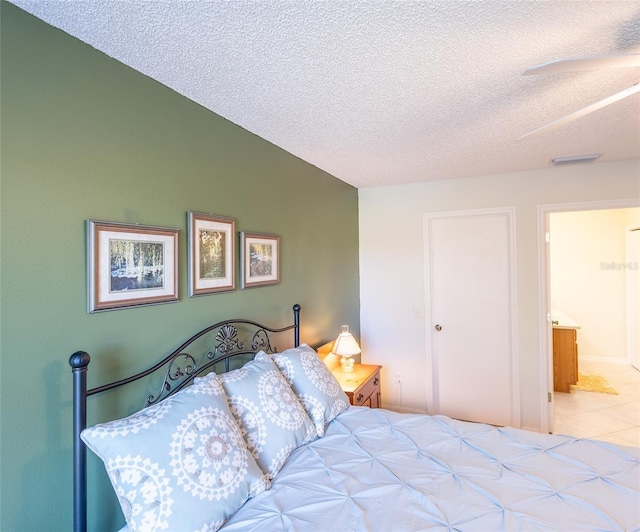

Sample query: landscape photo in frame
[87,220,179,312]
[188,212,235,296]
[240,232,280,289]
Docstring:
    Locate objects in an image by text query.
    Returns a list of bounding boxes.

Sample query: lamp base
[341,355,355,372]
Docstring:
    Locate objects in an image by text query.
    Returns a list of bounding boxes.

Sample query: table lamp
[332,325,361,372]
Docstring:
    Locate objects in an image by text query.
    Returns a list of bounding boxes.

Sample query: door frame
[537,198,640,434]
[424,206,520,427]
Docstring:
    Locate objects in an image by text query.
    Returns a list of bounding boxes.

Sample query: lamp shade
[332,325,361,356]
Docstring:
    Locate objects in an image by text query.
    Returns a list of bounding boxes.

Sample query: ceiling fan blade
[516,84,640,141]
[523,53,640,76]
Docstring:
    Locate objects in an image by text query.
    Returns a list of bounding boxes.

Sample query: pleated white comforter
[222,407,640,531]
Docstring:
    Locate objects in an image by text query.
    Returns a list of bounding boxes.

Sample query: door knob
[435,324,442,331]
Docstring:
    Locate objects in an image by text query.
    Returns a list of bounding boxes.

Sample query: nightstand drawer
[353,369,380,406]
[332,364,382,408]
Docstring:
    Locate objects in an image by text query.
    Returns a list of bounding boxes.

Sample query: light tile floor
[553,358,640,448]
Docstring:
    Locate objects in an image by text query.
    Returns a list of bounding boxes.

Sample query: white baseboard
[521,425,544,433]
[381,403,427,415]
[579,355,631,365]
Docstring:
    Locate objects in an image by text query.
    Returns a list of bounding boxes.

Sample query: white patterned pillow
[213,356,317,480]
[266,344,350,437]
[81,374,268,532]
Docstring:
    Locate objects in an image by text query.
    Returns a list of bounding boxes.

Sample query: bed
[71,304,640,532]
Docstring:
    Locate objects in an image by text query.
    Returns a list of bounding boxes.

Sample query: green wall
[0,3,360,530]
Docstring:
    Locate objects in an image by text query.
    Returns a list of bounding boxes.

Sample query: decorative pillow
[213,356,317,480]
[265,344,350,437]
[81,374,268,532]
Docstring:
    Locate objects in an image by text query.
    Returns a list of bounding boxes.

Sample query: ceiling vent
[551,154,601,166]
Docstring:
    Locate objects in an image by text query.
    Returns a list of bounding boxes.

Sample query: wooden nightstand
[332,363,382,408]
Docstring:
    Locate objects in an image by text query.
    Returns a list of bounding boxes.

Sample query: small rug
[571,372,618,394]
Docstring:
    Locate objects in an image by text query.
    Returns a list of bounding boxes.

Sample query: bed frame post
[69,351,90,532]
[293,304,301,347]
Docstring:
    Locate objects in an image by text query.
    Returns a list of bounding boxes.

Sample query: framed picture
[188,212,235,296]
[87,220,179,313]
[240,232,280,289]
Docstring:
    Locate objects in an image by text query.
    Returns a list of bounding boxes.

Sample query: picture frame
[87,220,179,313]
[188,212,236,296]
[240,232,280,289]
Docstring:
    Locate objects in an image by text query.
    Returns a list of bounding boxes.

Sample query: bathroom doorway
[539,200,640,436]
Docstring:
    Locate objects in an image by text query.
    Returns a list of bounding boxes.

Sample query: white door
[628,228,640,371]
[424,208,518,427]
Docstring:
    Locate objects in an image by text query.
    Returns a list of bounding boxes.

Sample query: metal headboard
[69,304,301,532]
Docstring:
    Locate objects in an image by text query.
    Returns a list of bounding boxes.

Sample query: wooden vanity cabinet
[553,327,578,393]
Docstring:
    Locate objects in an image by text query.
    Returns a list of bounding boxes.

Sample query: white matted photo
[87,220,179,312]
[188,212,235,296]
[240,232,280,289]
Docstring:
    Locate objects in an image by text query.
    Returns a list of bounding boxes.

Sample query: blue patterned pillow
[213,356,317,480]
[267,344,350,437]
[81,374,268,532]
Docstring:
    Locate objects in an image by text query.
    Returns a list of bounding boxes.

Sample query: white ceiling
[9,0,640,188]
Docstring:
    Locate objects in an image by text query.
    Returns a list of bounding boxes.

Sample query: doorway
[539,200,640,434]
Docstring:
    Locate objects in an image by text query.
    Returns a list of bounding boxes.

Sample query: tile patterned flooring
[553,357,640,448]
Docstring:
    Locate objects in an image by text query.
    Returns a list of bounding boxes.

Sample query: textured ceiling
[8,0,640,188]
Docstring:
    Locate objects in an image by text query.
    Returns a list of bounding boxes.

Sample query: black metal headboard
[69,303,301,532]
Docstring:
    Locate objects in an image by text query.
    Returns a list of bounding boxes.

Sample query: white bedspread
[222,407,640,531]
